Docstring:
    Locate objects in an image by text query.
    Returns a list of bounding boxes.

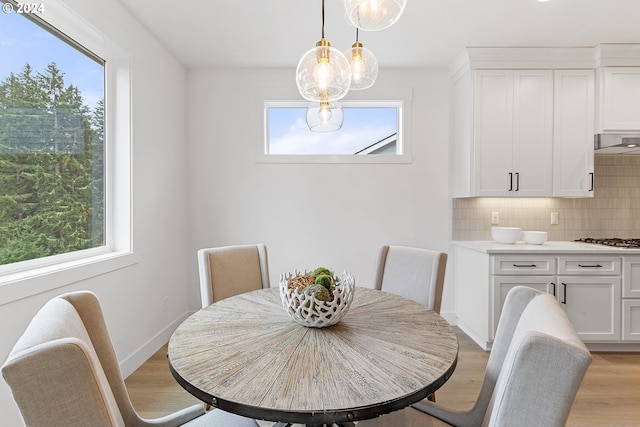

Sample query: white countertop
[452,240,640,254]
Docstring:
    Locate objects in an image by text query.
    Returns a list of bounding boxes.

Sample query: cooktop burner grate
[574,238,640,248]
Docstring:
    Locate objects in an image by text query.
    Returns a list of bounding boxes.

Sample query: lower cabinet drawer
[492,255,556,275]
[558,256,621,275]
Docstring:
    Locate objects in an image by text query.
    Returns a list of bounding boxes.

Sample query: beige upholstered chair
[198,244,270,308]
[357,286,593,427]
[1,291,260,427]
[374,245,448,313]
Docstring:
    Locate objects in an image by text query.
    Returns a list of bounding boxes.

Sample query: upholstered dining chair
[198,243,270,308]
[1,291,260,427]
[374,245,448,313]
[357,286,593,427]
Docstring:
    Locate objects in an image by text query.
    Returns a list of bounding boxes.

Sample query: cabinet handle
[578,264,603,268]
[561,283,567,304]
[513,264,537,268]
[589,172,594,192]
[508,172,513,191]
[515,172,520,191]
[550,282,556,297]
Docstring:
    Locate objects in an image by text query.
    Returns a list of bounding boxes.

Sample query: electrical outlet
[491,212,500,225]
[162,297,168,312]
[551,212,559,225]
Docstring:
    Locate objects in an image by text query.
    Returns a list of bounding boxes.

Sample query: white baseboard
[440,310,457,325]
[120,311,194,378]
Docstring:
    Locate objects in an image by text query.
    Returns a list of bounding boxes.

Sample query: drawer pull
[577,264,603,268]
[561,283,567,304]
[513,264,537,268]
[550,282,556,297]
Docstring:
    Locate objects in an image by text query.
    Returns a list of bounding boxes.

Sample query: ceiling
[117,0,640,69]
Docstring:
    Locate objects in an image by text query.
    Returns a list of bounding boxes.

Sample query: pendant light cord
[321,0,325,39]
[356,28,359,42]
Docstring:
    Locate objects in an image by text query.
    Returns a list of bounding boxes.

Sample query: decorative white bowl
[491,226,522,244]
[279,270,355,328]
[523,231,548,245]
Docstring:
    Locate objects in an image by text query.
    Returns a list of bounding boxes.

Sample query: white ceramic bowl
[523,231,548,245]
[279,270,355,328]
[491,226,522,244]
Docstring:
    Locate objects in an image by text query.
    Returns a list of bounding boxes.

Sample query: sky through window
[267,106,398,155]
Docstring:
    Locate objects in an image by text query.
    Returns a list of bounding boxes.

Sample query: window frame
[0,0,136,306]
[255,87,413,164]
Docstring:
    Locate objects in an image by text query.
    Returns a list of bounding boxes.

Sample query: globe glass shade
[296,44,351,102]
[306,102,344,132]
[345,44,378,90]
[344,0,407,31]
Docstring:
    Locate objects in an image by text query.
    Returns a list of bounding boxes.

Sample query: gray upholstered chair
[197,244,270,308]
[1,291,259,427]
[374,245,448,313]
[357,286,593,427]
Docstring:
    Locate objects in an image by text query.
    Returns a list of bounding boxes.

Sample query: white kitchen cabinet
[491,276,555,340]
[622,256,640,298]
[492,275,622,342]
[553,70,595,197]
[598,67,640,132]
[490,253,557,339]
[493,255,621,342]
[454,245,628,350]
[558,276,621,341]
[452,70,553,197]
[622,256,640,341]
[622,300,640,341]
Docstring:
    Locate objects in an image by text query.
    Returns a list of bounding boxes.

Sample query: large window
[0,0,134,303]
[0,3,105,268]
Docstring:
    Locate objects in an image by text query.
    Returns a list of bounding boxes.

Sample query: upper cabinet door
[600,67,640,132]
[472,70,514,196]
[553,70,595,197]
[512,70,553,196]
[472,70,553,197]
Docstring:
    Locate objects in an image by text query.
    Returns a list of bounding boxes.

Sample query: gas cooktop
[574,238,640,248]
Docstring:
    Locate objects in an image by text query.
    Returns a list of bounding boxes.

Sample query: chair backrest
[1,291,141,427]
[435,286,590,427]
[198,244,270,307]
[481,287,592,427]
[373,245,447,313]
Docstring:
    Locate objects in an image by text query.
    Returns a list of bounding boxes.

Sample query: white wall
[185,68,455,318]
[0,1,191,424]
[1,5,456,423]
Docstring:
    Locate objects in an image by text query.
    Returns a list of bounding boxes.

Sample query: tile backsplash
[452,155,640,241]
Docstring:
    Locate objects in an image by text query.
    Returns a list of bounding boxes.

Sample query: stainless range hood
[594,134,640,154]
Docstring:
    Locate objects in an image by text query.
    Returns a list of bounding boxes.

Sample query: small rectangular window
[257,89,412,164]
[267,103,400,155]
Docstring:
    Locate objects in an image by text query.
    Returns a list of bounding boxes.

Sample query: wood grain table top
[168,287,458,425]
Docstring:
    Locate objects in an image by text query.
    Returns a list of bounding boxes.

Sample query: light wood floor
[125,328,640,426]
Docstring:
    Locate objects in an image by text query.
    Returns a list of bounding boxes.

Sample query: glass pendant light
[306,100,344,132]
[344,28,378,90]
[344,0,407,31]
[296,0,351,102]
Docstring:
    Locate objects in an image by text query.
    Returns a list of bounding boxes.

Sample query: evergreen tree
[0,62,104,264]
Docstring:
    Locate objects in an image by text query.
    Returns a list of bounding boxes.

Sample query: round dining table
[168,287,458,426]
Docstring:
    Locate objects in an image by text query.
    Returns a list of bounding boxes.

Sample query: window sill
[256,153,413,164]
[0,251,140,307]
